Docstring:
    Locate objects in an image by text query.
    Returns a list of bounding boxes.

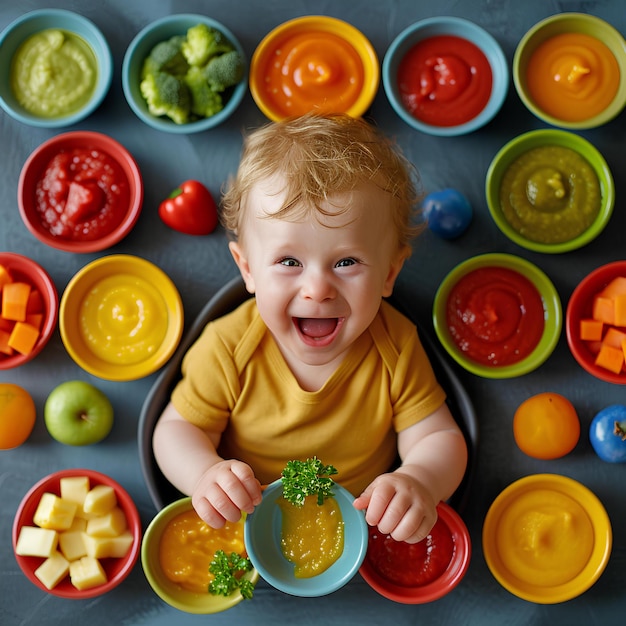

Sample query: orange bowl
[566,260,626,384]
[0,252,58,370]
[12,468,141,599]
[18,131,143,253]
[359,502,471,603]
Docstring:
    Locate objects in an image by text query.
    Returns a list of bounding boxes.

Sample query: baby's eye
[335,258,357,268]
[279,257,301,267]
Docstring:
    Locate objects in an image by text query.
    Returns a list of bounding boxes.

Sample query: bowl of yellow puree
[0,9,113,128]
[59,255,184,382]
[245,479,368,596]
[485,129,614,254]
[483,474,612,603]
[513,13,626,130]
[142,497,259,614]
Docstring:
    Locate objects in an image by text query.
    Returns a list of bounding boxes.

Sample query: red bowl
[18,131,143,253]
[566,260,626,384]
[359,501,471,603]
[12,468,141,599]
[0,252,58,369]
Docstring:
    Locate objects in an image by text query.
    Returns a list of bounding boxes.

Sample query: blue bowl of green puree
[0,9,112,127]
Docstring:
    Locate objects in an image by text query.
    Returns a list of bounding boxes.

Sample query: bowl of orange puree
[141,497,259,614]
[514,13,626,129]
[249,16,379,121]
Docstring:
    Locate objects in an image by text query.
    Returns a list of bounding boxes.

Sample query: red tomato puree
[259,30,365,117]
[526,33,620,123]
[446,267,545,366]
[397,35,492,127]
[35,147,130,241]
[365,517,454,587]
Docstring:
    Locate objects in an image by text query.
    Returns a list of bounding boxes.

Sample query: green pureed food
[499,145,601,244]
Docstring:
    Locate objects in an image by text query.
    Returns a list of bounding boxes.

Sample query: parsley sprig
[281,457,338,507]
[208,550,254,600]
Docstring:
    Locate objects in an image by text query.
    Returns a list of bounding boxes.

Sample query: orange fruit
[513,392,580,460]
[0,383,36,449]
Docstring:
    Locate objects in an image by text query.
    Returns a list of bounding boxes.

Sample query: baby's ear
[228,241,256,293]
[382,246,410,297]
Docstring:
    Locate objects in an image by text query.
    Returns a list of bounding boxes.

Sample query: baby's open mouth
[295,317,342,344]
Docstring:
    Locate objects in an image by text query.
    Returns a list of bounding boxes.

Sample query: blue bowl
[0,9,112,128]
[383,16,508,136]
[122,14,247,134]
[244,479,368,596]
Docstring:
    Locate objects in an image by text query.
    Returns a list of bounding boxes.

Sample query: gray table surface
[2,1,626,625]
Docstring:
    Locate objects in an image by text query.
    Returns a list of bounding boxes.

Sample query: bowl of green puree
[0,9,112,128]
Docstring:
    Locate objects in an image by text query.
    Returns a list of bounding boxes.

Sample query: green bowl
[513,13,626,130]
[485,129,614,254]
[433,253,562,379]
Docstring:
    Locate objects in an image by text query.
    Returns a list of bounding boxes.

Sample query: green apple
[44,381,114,446]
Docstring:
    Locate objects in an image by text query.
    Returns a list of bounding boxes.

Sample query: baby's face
[229,179,407,379]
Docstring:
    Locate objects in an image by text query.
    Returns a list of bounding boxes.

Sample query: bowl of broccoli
[122,14,247,133]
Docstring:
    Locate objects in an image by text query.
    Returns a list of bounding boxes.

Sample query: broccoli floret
[181,23,234,67]
[139,71,191,124]
[184,66,224,118]
[143,35,189,77]
[204,50,244,92]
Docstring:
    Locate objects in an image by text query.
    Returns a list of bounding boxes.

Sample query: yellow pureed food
[278,496,344,578]
[79,274,168,365]
[159,510,245,593]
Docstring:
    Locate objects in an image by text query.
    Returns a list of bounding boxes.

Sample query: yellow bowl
[249,15,379,121]
[60,255,183,381]
[141,497,259,614]
[482,474,612,603]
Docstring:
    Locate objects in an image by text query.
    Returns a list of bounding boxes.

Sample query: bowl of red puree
[360,502,470,604]
[249,16,379,121]
[433,253,562,379]
[483,474,612,603]
[18,131,144,254]
[513,13,626,130]
[485,129,614,254]
[0,9,112,128]
[382,16,508,136]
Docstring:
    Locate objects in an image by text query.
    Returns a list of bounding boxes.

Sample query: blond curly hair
[220,113,424,250]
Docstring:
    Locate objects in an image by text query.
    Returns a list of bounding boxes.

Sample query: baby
[153,113,468,544]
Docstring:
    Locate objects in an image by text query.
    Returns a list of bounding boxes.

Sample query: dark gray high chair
[138,276,478,514]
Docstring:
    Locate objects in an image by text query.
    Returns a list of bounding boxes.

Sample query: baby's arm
[353,403,467,543]
[153,402,262,527]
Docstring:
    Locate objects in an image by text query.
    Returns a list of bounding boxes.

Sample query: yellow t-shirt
[171,299,446,496]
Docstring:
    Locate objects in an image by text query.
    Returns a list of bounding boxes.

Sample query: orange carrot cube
[600,276,626,299]
[602,327,626,349]
[8,321,40,355]
[25,313,43,331]
[2,281,31,322]
[0,329,13,355]
[592,295,615,325]
[580,318,603,341]
[595,344,624,374]
[614,294,626,327]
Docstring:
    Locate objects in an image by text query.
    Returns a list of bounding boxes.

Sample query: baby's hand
[192,459,263,528]
[353,471,437,544]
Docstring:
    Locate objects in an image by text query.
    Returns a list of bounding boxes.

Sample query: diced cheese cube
[34,551,70,590]
[66,516,87,533]
[60,476,90,508]
[83,530,134,559]
[69,556,107,591]
[86,507,127,538]
[83,485,116,516]
[58,530,87,561]
[33,493,77,531]
[15,526,58,558]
